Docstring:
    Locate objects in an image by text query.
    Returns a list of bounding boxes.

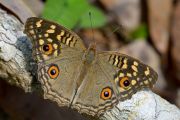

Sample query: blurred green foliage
[42,0,106,29]
[130,23,148,40]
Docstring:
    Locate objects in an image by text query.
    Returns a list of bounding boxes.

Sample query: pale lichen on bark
[0,8,33,92]
[0,8,179,120]
[101,91,180,120]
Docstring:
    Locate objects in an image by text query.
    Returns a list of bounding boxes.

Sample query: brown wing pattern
[24,17,85,107]
[24,17,158,117]
[24,17,86,63]
[98,51,158,101]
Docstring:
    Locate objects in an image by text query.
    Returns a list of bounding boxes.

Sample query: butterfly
[24,17,158,117]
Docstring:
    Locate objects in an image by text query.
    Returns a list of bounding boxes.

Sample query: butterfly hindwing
[71,59,120,116]
[38,51,84,107]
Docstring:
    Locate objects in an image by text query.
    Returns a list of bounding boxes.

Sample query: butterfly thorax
[83,43,96,64]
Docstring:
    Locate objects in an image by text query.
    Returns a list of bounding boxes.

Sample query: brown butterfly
[24,17,158,117]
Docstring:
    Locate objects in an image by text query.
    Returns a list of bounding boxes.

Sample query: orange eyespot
[100,87,112,100]
[119,77,131,89]
[48,65,59,79]
[42,44,53,55]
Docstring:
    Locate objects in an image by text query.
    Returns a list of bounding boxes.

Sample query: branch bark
[0,8,179,120]
[100,90,180,120]
[0,7,32,92]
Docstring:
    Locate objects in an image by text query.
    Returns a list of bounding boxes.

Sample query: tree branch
[0,7,32,92]
[0,8,179,120]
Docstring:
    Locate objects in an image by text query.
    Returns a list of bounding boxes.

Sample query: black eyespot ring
[50,69,56,75]
[42,44,53,55]
[123,80,130,87]
[104,91,109,97]
[36,28,42,33]
[43,44,50,51]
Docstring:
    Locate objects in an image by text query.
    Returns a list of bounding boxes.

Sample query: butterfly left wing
[24,17,86,107]
[71,51,158,117]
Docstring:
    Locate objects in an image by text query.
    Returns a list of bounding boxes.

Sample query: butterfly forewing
[24,17,86,63]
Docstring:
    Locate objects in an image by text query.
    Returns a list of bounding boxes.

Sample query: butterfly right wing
[71,51,158,117]
[98,51,158,101]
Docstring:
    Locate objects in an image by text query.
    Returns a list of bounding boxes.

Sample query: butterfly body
[24,17,158,117]
[84,44,96,64]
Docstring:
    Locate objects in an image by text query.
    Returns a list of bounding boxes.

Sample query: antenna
[111,26,121,35]
[109,25,125,37]
[89,12,96,46]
